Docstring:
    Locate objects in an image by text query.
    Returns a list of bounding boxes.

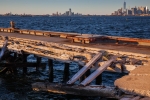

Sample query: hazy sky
[0,0,150,15]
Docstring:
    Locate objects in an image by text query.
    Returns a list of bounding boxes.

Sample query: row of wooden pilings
[0,37,102,85]
[16,52,102,85]
[13,53,102,85]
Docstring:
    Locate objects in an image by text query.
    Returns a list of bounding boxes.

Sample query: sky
[0,0,150,15]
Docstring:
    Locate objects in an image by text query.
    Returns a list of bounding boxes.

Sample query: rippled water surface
[0,16,150,39]
[0,16,149,100]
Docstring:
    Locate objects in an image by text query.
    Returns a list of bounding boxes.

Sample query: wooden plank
[80,56,117,86]
[0,67,8,75]
[67,52,103,85]
[32,82,116,97]
[0,62,46,67]
[0,37,8,60]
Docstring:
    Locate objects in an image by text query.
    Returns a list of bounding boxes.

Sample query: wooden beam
[67,52,103,85]
[32,82,116,97]
[63,63,70,83]
[80,56,117,86]
[0,67,8,75]
[0,62,46,67]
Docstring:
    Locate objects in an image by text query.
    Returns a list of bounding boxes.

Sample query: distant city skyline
[0,0,150,15]
[112,1,150,16]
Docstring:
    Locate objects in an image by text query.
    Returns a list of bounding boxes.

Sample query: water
[0,16,149,100]
[0,16,150,39]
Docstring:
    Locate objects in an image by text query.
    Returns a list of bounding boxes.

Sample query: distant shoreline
[0,15,150,17]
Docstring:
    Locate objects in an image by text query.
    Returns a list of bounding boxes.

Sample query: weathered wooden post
[36,56,41,72]
[71,39,74,43]
[22,54,28,75]
[82,39,85,44]
[48,59,53,82]
[10,21,15,29]
[0,37,8,61]
[13,52,18,75]
[63,63,70,82]
[96,74,102,85]
[14,52,17,59]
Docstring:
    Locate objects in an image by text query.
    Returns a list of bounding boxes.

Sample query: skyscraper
[146,6,148,14]
[69,8,72,16]
[123,1,126,11]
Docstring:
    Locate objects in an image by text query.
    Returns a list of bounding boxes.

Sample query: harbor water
[0,16,150,100]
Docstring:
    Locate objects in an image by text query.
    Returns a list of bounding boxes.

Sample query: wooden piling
[63,63,70,82]
[12,52,17,75]
[48,59,53,82]
[14,52,17,59]
[82,40,85,44]
[22,54,28,74]
[96,74,102,85]
[10,21,15,29]
[36,57,41,72]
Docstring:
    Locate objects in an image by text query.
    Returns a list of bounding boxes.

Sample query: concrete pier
[115,61,150,97]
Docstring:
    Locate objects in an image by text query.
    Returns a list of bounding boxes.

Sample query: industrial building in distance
[112,1,150,16]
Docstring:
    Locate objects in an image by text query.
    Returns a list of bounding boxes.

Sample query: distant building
[131,7,137,15]
[51,8,82,16]
[148,9,150,14]
[65,11,69,16]
[128,9,132,15]
[123,1,126,11]
[69,8,72,16]
[111,1,150,16]
[145,6,148,13]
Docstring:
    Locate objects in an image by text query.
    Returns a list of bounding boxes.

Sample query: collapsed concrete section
[115,62,150,97]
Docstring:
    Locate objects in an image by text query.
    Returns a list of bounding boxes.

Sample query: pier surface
[0,32,150,56]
